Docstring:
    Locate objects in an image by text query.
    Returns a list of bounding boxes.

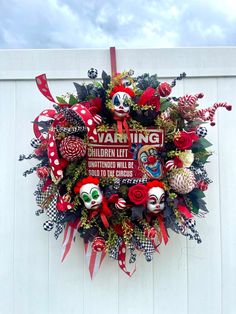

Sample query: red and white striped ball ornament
[93,114,102,125]
[165,156,183,172]
[115,198,126,210]
[169,168,196,194]
[165,160,177,171]
[59,136,87,161]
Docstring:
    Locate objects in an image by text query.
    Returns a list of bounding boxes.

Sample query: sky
[0,0,236,49]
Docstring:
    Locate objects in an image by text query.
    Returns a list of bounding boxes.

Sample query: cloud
[0,0,235,48]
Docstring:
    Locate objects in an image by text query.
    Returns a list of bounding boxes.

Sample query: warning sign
[87,129,164,179]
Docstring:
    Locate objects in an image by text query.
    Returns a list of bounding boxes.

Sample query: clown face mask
[111,92,131,118]
[139,146,163,179]
[147,187,165,214]
[79,183,103,210]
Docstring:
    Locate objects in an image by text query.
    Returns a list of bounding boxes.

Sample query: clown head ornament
[138,145,164,179]
[146,181,165,214]
[110,86,135,119]
[74,177,103,210]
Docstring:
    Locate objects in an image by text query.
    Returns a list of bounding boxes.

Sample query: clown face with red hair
[146,180,165,214]
[74,176,103,210]
[110,85,134,119]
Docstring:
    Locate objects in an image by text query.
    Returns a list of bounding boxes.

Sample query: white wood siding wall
[0,48,236,314]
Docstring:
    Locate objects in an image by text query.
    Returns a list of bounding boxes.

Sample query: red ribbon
[84,240,106,279]
[177,204,193,219]
[89,198,112,229]
[61,219,81,262]
[157,214,168,245]
[42,178,53,192]
[114,115,131,145]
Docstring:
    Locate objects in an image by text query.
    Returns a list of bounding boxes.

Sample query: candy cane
[179,93,204,108]
[196,102,232,126]
[178,93,204,120]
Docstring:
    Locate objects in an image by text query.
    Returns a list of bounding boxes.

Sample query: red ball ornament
[144,227,157,239]
[59,136,87,161]
[36,166,49,179]
[92,237,106,252]
[197,180,208,191]
[157,82,172,97]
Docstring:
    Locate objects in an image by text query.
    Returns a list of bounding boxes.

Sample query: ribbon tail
[157,215,168,245]
[47,126,63,183]
[42,178,53,192]
[117,120,123,134]
[100,213,109,229]
[35,74,56,103]
[151,236,160,252]
[123,119,131,146]
[84,241,106,279]
[61,220,81,262]
[178,204,193,219]
[118,241,136,277]
[33,109,57,140]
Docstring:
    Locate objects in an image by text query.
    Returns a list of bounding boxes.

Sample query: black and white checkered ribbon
[53,212,66,239]
[109,237,122,260]
[120,178,148,185]
[56,125,86,134]
[35,208,44,216]
[133,235,155,261]
[175,218,202,244]
[53,104,85,126]
[46,192,59,221]
[190,162,212,184]
[36,184,55,207]
[54,223,64,239]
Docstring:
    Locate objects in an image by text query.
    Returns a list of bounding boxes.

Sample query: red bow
[89,197,112,228]
[113,114,131,146]
[146,212,168,245]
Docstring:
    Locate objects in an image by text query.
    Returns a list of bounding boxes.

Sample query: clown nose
[147,155,157,164]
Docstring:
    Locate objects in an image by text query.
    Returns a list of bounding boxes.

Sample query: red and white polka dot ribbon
[118,241,136,277]
[47,127,63,181]
[57,195,74,212]
[34,74,99,181]
[69,103,98,142]
[33,109,58,141]
[35,74,98,142]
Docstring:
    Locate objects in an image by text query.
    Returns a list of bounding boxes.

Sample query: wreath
[20,68,232,278]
